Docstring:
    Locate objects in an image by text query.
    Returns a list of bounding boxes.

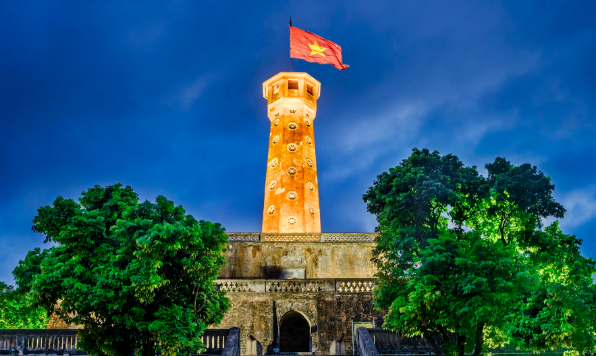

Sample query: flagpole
[289,17,293,72]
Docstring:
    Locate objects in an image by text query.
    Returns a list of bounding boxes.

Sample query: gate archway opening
[280,311,310,352]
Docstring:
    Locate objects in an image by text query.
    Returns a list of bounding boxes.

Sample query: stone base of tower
[212,233,384,355]
[213,291,385,355]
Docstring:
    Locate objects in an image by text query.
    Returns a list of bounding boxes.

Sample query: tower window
[288,80,298,90]
[306,84,314,95]
[273,83,280,94]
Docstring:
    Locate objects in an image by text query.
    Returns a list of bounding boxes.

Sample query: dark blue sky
[1,1,595,284]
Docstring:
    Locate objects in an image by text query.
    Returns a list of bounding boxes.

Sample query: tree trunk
[142,339,155,356]
[423,331,443,356]
[456,334,466,356]
[472,323,484,356]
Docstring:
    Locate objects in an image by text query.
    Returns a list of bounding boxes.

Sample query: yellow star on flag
[308,41,327,58]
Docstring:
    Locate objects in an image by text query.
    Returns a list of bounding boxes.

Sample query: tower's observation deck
[262,72,321,233]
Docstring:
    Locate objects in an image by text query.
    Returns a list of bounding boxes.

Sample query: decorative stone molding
[215,280,266,293]
[321,233,377,242]
[288,122,297,129]
[275,112,280,117]
[226,233,260,242]
[289,109,297,113]
[260,233,320,242]
[306,159,313,167]
[267,205,275,214]
[272,135,279,144]
[304,118,311,126]
[274,119,280,126]
[287,216,297,225]
[287,143,297,152]
[215,278,376,294]
[305,136,312,144]
[268,280,330,293]
[336,280,375,293]
[308,206,315,214]
[287,191,297,200]
[269,181,277,190]
[270,158,278,168]
[226,232,378,242]
[287,167,297,175]
[307,182,315,191]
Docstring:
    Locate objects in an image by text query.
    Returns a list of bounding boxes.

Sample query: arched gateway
[280,311,310,352]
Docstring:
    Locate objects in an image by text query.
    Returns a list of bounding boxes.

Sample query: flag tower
[261,72,321,233]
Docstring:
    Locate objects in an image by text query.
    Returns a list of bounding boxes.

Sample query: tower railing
[225,233,378,243]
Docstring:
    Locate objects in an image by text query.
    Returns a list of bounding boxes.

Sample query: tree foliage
[363,148,596,356]
[13,184,230,356]
[0,281,48,329]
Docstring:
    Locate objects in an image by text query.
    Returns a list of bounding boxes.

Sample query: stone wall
[213,293,385,355]
[220,242,377,279]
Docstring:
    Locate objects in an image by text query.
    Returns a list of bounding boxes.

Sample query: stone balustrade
[367,328,432,354]
[0,328,239,355]
[225,232,378,243]
[215,279,376,293]
[202,328,231,353]
[0,329,84,355]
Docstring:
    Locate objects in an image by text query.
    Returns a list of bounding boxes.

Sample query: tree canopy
[363,148,596,356]
[13,184,229,356]
[0,281,47,329]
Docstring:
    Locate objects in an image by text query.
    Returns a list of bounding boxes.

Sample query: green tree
[363,148,596,356]
[0,281,47,329]
[13,184,230,356]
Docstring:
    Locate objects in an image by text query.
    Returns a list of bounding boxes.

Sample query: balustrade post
[222,327,241,356]
[356,327,379,356]
[16,333,25,355]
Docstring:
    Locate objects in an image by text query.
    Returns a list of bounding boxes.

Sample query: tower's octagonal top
[263,72,321,121]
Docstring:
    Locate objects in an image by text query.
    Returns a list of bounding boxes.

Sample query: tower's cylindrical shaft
[262,72,321,233]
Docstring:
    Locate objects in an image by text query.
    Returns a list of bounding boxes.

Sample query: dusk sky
[1,1,596,284]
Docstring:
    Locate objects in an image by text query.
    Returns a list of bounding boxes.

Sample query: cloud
[319,102,426,181]
[558,185,596,229]
[176,76,212,111]
[342,102,428,153]
[162,74,220,112]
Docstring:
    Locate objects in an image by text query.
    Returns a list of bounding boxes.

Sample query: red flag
[290,26,349,71]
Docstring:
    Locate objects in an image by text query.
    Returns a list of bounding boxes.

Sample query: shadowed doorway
[280,311,310,352]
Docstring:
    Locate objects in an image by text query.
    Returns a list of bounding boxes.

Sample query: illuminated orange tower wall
[262,72,321,233]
